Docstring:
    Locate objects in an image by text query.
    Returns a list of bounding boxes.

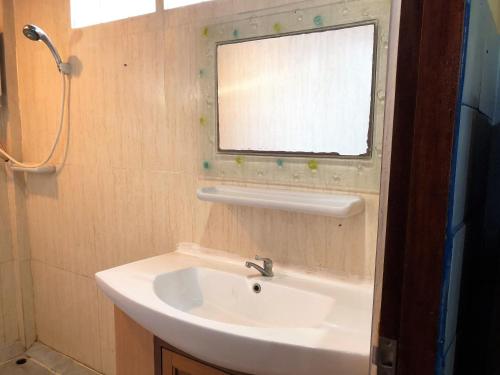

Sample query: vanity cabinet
[155,337,247,375]
[114,307,246,375]
[161,349,229,375]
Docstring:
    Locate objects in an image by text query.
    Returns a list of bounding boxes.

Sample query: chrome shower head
[22,24,70,74]
[22,24,41,41]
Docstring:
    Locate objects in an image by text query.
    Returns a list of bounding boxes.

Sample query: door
[376,0,466,374]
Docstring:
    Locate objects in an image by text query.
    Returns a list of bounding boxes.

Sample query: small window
[70,0,156,29]
[164,0,211,10]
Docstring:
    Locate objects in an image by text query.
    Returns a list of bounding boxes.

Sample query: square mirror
[216,23,376,157]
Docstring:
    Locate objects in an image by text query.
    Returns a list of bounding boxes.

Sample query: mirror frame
[198,1,391,193]
[214,21,379,159]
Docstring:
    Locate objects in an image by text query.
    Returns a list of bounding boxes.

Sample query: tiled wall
[7,0,383,373]
[0,0,36,361]
[440,0,500,374]
[0,170,21,359]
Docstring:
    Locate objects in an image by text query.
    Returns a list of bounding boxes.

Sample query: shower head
[22,24,70,74]
[22,24,42,41]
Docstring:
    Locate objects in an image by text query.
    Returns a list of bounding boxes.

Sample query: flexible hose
[0,72,67,169]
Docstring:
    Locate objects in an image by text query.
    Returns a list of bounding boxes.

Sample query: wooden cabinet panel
[162,349,229,375]
[115,307,155,375]
[115,309,247,375]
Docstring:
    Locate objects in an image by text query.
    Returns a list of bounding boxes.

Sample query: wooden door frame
[377,0,466,374]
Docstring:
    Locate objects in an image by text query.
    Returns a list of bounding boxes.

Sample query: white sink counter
[96,243,373,375]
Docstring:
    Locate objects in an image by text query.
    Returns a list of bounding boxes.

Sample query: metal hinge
[372,337,398,375]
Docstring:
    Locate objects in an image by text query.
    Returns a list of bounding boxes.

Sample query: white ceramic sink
[96,244,373,375]
[154,267,335,328]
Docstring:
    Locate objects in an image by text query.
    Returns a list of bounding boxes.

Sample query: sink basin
[154,267,335,328]
[96,244,373,375]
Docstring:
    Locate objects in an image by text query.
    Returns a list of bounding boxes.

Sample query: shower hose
[0,72,67,169]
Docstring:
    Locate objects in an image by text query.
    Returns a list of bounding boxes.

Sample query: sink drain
[252,283,262,293]
[16,358,27,365]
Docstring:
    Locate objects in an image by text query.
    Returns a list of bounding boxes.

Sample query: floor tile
[0,358,52,375]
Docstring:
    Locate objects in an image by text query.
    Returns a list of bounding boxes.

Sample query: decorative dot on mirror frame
[293,173,300,181]
[341,7,349,15]
[198,69,205,78]
[313,15,324,27]
[235,156,245,166]
[308,159,318,172]
[276,159,284,168]
[249,17,259,29]
[362,9,370,17]
[202,27,209,37]
[199,116,207,126]
[273,23,282,33]
[202,160,211,170]
[233,29,240,38]
[357,164,364,174]
[332,174,342,184]
[257,170,264,177]
[295,10,304,22]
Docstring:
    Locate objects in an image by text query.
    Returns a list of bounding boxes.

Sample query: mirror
[216,23,376,158]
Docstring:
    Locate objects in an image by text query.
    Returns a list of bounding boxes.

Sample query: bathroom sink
[153,267,335,328]
[96,244,373,375]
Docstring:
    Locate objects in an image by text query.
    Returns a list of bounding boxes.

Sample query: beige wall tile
[17,260,36,347]
[75,32,165,169]
[150,171,196,254]
[0,276,5,349]
[0,261,20,345]
[0,170,13,264]
[163,24,203,175]
[14,0,70,164]
[31,260,102,371]
[0,0,35,355]
[164,0,235,27]
[7,174,30,263]
[25,166,97,277]
[93,168,155,272]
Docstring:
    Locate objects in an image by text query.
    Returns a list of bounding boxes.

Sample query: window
[70,0,156,29]
[164,0,211,10]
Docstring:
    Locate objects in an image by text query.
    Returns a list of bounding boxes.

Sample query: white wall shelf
[197,185,365,218]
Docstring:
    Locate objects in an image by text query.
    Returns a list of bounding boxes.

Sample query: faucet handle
[255,255,271,262]
[246,256,274,277]
[255,255,273,268]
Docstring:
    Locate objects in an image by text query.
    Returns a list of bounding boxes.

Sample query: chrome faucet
[245,255,274,277]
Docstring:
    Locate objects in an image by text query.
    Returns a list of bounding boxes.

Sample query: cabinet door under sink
[162,350,229,375]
